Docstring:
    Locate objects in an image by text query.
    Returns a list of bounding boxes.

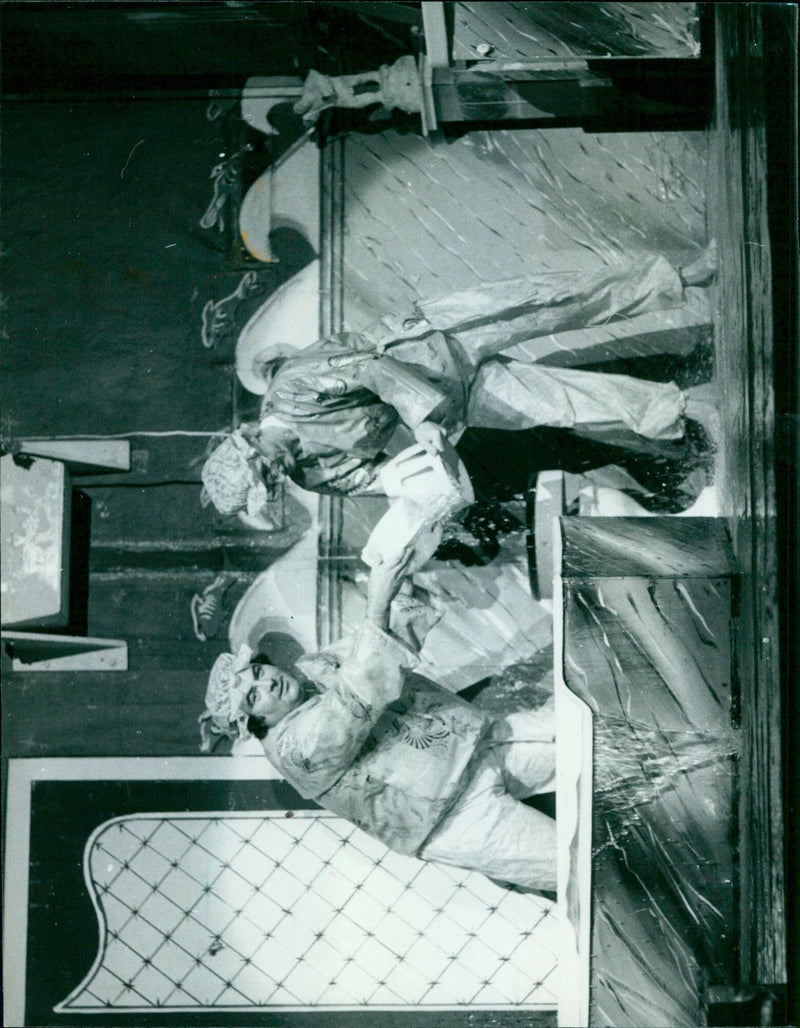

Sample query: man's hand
[414,421,447,455]
[365,545,416,631]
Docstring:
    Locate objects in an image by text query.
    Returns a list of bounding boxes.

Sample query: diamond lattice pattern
[57,812,557,1012]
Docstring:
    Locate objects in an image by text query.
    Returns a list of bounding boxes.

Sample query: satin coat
[263,621,489,856]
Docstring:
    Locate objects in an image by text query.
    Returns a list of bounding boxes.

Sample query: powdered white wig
[198,642,254,752]
[200,430,270,517]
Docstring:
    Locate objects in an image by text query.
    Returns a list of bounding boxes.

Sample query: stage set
[1,4,796,1027]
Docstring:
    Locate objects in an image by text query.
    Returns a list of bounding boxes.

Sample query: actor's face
[263,453,295,494]
[251,423,297,499]
[234,663,305,727]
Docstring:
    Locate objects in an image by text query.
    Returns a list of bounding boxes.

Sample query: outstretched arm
[365,546,416,631]
[358,354,452,435]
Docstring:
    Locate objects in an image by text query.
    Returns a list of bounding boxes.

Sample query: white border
[554,520,593,1028]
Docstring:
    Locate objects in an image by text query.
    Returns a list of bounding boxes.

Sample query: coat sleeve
[273,336,449,431]
[358,354,450,429]
[264,622,419,798]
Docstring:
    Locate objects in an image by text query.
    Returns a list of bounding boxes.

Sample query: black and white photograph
[1,3,797,1026]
